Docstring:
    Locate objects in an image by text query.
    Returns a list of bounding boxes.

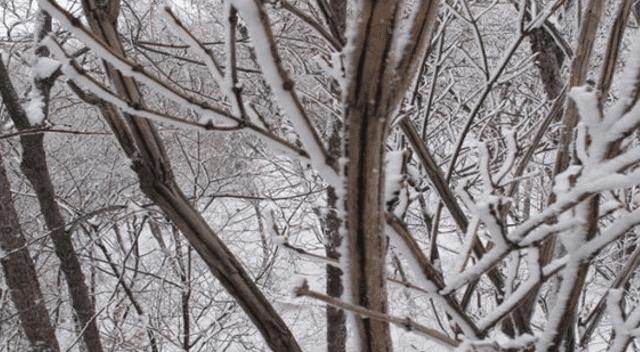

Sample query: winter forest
[1,0,640,351]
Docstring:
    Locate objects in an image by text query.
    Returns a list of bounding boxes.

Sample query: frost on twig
[38,0,339,184]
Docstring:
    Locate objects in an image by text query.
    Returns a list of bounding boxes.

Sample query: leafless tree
[1,0,640,351]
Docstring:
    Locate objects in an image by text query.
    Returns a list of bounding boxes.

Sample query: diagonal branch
[230,0,338,180]
[295,281,460,349]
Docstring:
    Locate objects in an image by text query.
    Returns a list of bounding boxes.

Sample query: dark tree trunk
[322,1,347,351]
[0,153,60,352]
[324,187,346,352]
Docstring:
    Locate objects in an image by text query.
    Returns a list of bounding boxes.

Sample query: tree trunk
[322,1,347,351]
[324,187,346,352]
[342,2,400,350]
[0,153,60,352]
[341,0,439,349]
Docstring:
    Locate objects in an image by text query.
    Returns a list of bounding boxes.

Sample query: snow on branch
[229,0,339,186]
[38,0,237,125]
[38,0,334,164]
[160,6,225,87]
[433,34,640,349]
[41,35,311,161]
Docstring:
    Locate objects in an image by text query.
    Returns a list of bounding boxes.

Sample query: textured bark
[324,186,346,352]
[74,1,302,351]
[323,1,347,351]
[529,28,565,100]
[0,153,60,352]
[19,133,104,352]
[0,15,104,350]
[342,1,438,349]
[342,3,399,350]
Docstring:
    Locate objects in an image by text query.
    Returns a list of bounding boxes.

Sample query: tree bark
[341,1,438,349]
[0,153,60,352]
[322,1,347,351]
[342,2,400,351]
[324,187,346,352]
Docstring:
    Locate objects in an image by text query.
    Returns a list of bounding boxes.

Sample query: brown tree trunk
[342,2,400,351]
[343,106,392,352]
[341,0,439,349]
[0,153,60,352]
[19,130,104,352]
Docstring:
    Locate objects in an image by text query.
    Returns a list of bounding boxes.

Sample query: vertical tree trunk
[342,2,400,350]
[324,187,346,352]
[321,1,347,351]
[0,153,60,352]
[340,0,439,349]
[343,107,392,351]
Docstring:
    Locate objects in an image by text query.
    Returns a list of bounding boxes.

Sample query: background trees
[1,0,640,351]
